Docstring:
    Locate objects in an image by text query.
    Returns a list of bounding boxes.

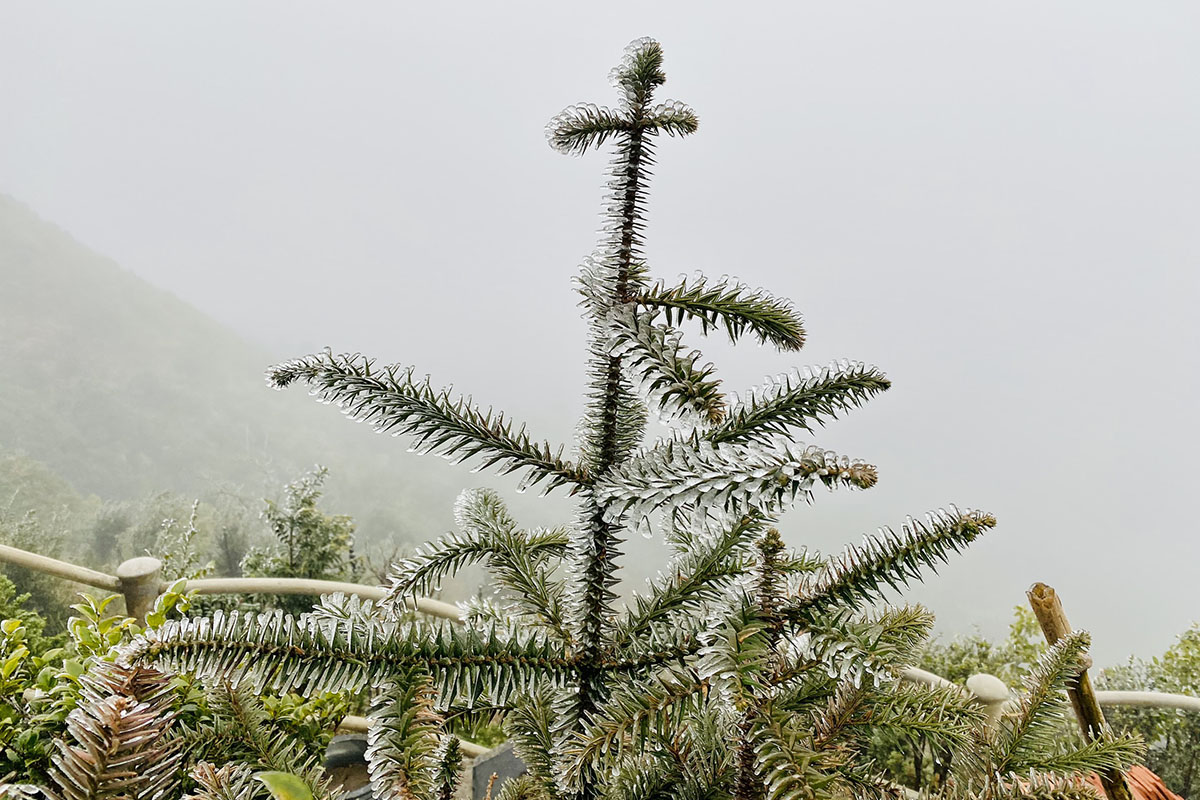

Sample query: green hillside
[0,194,444,546]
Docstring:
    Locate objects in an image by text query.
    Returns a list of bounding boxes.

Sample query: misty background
[0,2,1197,665]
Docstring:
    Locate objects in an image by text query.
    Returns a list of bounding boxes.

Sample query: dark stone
[325,734,373,799]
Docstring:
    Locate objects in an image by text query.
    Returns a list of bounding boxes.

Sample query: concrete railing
[0,544,471,743]
[901,666,1200,721]
[4,544,1199,741]
[0,544,463,624]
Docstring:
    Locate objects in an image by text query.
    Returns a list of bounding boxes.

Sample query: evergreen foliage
[241,467,362,616]
[97,37,1137,800]
[1098,623,1200,797]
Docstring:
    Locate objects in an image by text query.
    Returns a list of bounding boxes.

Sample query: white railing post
[116,556,164,625]
[965,673,1010,728]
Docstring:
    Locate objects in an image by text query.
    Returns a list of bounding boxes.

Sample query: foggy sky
[2,1,1198,665]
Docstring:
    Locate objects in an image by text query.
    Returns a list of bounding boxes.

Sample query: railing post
[1028,582,1133,800]
[116,557,163,625]
[965,673,1009,728]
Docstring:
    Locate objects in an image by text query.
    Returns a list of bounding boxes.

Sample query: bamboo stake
[1027,582,1133,800]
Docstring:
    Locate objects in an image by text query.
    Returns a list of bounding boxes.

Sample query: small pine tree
[241,467,361,616]
[123,39,1139,800]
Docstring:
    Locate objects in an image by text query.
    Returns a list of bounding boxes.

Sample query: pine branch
[607,307,725,426]
[125,610,575,706]
[993,632,1092,775]
[577,348,648,474]
[779,606,936,691]
[602,623,703,672]
[567,669,707,784]
[0,787,43,800]
[1012,734,1144,779]
[746,705,825,800]
[696,601,777,703]
[386,490,570,638]
[496,776,553,800]
[502,689,562,800]
[598,441,877,524]
[809,681,867,754]
[546,105,632,156]
[784,508,996,623]
[185,763,269,800]
[709,363,890,447]
[644,101,699,139]
[267,351,586,493]
[636,276,805,352]
[610,37,667,108]
[599,754,674,800]
[615,513,762,642]
[992,632,1144,778]
[367,676,443,800]
[843,683,982,761]
[197,679,328,790]
[47,663,182,800]
[962,774,1102,800]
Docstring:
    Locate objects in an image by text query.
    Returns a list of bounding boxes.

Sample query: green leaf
[255,771,314,800]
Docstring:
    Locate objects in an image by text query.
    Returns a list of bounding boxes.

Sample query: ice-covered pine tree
[125,38,1139,800]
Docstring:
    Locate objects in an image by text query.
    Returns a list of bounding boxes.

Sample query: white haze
[2,2,1198,665]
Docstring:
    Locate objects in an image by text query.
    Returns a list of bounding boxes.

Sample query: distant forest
[0,194,465,599]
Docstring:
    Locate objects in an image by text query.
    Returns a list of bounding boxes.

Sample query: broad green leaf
[256,771,314,800]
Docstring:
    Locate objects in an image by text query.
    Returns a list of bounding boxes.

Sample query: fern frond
[710,363,890,447]
[598,441,876,524]
[636,276,805,351]
[784,508,996,623]
[367,677,442,800]
[607,307,725,426]
[267,351,586,493]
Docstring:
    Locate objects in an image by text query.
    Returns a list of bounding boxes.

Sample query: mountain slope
[0,194,447,542]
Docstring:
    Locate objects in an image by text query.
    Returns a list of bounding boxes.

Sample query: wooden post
[1027,582,1133,800]
[116,556,163,625]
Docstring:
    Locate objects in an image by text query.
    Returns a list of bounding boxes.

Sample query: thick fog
[2,2,1198,664]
